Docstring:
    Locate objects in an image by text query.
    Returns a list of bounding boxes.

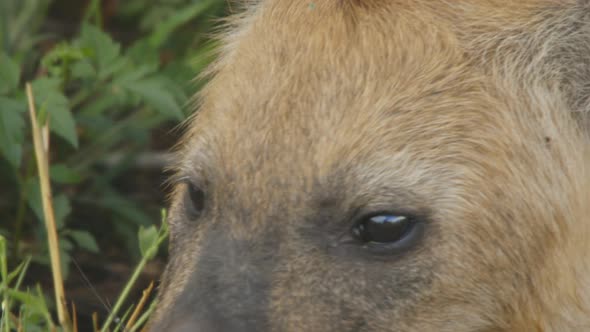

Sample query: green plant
[0,0,225,279]
[100,211,169,332]
[0,1,227,328]
[0,0,52,60]
[0,212,169,331]
[1,23,181,279]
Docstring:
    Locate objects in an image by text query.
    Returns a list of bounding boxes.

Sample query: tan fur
[150,1,590,331]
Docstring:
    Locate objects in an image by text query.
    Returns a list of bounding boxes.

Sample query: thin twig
[92,312,100,332]
[25,83,71,330]
[128,287,159,332]
[125,282,154,330]
[42,119,50,153]
[72,302,78,332]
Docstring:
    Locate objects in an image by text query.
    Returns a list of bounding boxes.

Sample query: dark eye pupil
[352,215,411,243]
[187,183,205,216]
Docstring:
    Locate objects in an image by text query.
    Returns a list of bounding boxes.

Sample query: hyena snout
[162,228,276,332]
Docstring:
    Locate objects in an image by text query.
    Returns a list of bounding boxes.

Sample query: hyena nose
[153,253,272,331]
[169,230,276,331]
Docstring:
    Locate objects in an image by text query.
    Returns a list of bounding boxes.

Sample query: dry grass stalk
[125,281,154,330]
[72,302,78,332]
[92,312,100,332]
[25,83,70,329]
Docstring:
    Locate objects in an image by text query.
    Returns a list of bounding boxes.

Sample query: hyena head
[149,1,590,331]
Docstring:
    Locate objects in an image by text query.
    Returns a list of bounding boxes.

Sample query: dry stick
[92,313,100,332]
[25,83,71,329]
[16,312,22,332]
[72,302,78,332]
[42,119,50,153]
[124,282,154,330]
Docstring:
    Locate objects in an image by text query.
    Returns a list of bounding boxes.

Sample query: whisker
[71,257,112,314]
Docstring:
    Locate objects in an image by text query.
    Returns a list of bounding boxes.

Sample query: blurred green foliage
[0,215,169,331]
[0,0,226,280]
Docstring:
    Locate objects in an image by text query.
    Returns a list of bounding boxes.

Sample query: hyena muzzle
[148,1,590,331]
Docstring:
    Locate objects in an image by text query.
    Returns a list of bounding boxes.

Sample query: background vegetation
[0,0,228,330]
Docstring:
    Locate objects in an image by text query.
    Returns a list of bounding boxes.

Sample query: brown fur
[149,1,590,331]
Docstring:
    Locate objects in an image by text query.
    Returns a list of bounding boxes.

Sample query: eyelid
[176,176,190,183]
[169,174,206,190]
[167,174,191,187]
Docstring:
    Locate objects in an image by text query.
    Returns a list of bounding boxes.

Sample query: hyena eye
[184,181,205,218]
[351,214,419,246]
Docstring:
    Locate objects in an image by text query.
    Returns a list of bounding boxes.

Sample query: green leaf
[49,164,82,184]
[40,42,86,79]
[25,178,43,223]
[122,77,184,121]
[138,225,158,259]
[6,259,28,286]
[98,192,152,226]
[78,24,123,78]
[0,96,26,167]
[59,245,71,280]
[155,74,189,113]
[25,180,70,230]
[148,0,217,48]
[0,235,6,281]
[53,195,71,230]
[68,230,99,253]
[79,94,123,117]
[5,289,48,317]
[59,237,73,251]
[113,65,156,86]
[71,59,96,79]
[126,40,159,69]
[0,53,20,94]
[31,77,78,148]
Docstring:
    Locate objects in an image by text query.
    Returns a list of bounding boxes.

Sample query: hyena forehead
[180,6,489,177]
[186,0,590,141]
